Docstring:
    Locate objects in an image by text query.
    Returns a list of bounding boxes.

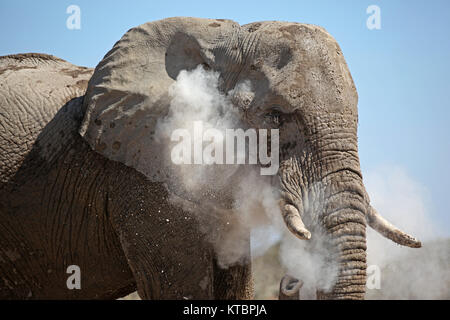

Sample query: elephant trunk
[280,162,368,299]
[324,196,367,299]
[311,169,368,299]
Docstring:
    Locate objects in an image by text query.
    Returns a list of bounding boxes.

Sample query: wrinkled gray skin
[0,17,421,300]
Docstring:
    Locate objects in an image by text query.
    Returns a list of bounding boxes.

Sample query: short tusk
[366,206,421,248]
[282,203,311,240]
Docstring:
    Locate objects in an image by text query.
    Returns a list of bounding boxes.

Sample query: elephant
[0,17,421,300]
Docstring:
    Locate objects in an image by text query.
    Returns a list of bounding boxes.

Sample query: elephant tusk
[282,204,311,240]
[366,206,421,248]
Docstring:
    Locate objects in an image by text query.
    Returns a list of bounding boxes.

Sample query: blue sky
[1,1,449,235]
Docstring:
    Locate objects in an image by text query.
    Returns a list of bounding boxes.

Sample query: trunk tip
[279,274,302,300]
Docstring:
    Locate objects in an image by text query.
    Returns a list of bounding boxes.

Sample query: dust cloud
[155,65,285,268]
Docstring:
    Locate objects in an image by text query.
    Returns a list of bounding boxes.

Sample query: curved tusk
[366,206,421,248]
[282,204,311,240]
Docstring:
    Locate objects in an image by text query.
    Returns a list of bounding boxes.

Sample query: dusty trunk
[279,114,370,299]
[318,170,368,299]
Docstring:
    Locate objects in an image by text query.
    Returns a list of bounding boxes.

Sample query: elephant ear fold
[79,17,239,180]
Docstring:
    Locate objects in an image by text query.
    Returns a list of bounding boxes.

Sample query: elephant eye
[264,107,284,125]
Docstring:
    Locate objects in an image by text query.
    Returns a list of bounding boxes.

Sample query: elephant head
[79,17,421,299]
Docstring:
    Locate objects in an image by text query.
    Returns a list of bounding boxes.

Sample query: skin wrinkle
[229,30,260,90]
[334,240,367,252]
[67,149,95,251]
[46,150,68,260]
[322,192,367,211]
[339,252,367,264]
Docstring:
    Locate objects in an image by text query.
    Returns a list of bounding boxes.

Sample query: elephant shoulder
[0,53,93,184]
[0,52,65,66]
[0,52,93,95]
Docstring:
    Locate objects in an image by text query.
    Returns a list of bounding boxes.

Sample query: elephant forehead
[243,21,339,68]
[243,22,358,116]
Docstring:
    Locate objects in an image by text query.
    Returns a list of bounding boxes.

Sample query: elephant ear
[79,17,240,181]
